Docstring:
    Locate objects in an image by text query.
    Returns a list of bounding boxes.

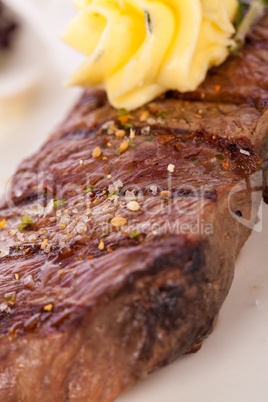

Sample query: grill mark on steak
[0,10,267,402]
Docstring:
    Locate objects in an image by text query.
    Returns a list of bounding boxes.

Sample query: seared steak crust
[0,11,268,402]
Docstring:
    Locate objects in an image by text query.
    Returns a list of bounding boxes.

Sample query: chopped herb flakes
[145,136,155,142]
[118,108,129,116]
[129,141,136,148]
[191,158,199,165]
[156,111,168,118]
[84,187,95,193]
[130,230,139,239]
[109,190,120,198]
[127,201,141,212]
[215,154,224,161]
[144,10,153,34]
[53,200,66,209]
[18,216,33,231]
[167,164,175,173]
[122,122,133,130]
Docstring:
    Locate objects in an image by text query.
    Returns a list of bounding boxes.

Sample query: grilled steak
[0,11,267,402]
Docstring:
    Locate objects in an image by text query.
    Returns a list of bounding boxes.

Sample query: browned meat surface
[0,10,267,402]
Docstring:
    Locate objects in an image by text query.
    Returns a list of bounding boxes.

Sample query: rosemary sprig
[231,0,268,53]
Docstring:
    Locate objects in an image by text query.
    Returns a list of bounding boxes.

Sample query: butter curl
[63,0,238,110]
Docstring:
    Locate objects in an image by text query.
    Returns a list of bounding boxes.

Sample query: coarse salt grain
[167,164,175,173]
[1,247,9,257]
[45,199,54,215]
[0,303,11,313]
[240,149,250,156]
[127,201,141,212]
[76,222,87,234]
[23,275,35,289]
[29,234,37,242]
[147,117,156,125]
[141,126,150,135]
[125,190,136,202]
[130,129,136,140]
[102,120,115,130]
[110,195,119,203]
[150,185,158,195]
[44,245,51,254]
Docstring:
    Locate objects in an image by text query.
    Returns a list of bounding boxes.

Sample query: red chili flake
[215,85,221,92]
[43,185,55,194]
[149,106,158,114]
[118,115,133,124]
[174,144,181,152]
[222,160,229,170]
[102,137,109,146]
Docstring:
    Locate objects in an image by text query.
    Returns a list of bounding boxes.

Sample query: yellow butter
[63,0,238,110]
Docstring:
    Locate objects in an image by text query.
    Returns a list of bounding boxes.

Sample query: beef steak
[0,10,267,402]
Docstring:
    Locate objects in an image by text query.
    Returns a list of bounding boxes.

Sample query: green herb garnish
[215,154,224,161]
[145,136,155,142]
[17,216,33,231]
[236,1,248,29]
[191,157,199,165]
[156,111,168,118]
[53,200,66,209]
[129,141,136,148]
[122,122,133,130]
[144,10,153,34]
[231,0,268,53]
[118,108,129,116]
[130,229,139,239]
[108,190,120,198]
[83,187,95,193]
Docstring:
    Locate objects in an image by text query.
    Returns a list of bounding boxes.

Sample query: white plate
[117,205,268,402]
[1,2,268,402]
